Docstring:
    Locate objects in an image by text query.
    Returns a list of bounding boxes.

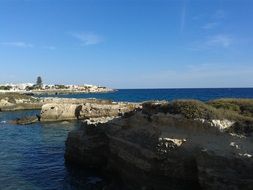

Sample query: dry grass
[142,99,253,136]
[208,98,253,117]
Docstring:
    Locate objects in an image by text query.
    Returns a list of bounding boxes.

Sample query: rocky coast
[0,93,139,124]
[0,93,42,111]
[65,100,253,190]
[1,93,253,189]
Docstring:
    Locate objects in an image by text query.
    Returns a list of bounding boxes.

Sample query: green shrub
[240,105,253,117]
[55,84,68,89]
[208,99,253,117]
[208,102,240,112]
[167,100,221,120]
[0,86,12,90]
[142,99,251,121]
[142,99,253,135]
[25,85,42,91]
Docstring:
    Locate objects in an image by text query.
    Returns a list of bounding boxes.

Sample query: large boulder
[40,103,78,121]
[40,101,140,122]
[65,101,253,190]
[10,116,39,125]
[0,99,15,110]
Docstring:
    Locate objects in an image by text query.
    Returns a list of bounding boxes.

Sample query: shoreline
[1,93,253,189]
[0,89,117,95]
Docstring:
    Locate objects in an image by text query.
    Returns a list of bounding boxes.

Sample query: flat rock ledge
[0,93,116,112]
[40,99,140,122]
[9,116,39,125]
[0,94,42,111]
[65,102,253,190]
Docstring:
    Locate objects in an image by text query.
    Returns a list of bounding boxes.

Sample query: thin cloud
[141,64,253,88]
[190,34,234,51]
[180,0,187,33]
[71,32,103,46]
[206,34,233,48]
[0,41,33,48]
[202,22,219,30]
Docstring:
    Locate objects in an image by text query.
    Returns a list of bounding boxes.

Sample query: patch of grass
[168,100,224,120]
[142,99,253,136]
[208,99,253,117]
[142,100,221,119]
[208,99,253,135]
[162,99,252,120]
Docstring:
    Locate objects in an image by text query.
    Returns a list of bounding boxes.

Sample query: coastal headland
[1,93,253,189]
[0,83,115,95]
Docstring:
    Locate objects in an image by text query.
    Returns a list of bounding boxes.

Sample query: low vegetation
[0,86,12,90]
[25,85,42,91]
[54,84,69,89]
[0,93,36,103]
[168,100,220,119]
[207,99,253,135]
[208,98,253,117]
[142,99,253,136]
[1,93,253,135]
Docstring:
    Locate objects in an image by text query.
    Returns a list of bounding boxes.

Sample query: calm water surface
[0,111,104,190]
[1,88,253,189]
[40,88,253,102]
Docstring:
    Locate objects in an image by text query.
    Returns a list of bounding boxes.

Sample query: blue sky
[0,0,252,88]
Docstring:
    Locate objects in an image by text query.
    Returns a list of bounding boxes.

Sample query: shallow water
[0,111,104,190]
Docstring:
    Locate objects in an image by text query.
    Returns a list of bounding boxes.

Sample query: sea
[1,88,253,190]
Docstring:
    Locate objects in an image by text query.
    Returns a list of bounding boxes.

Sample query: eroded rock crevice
[65,102,253,190]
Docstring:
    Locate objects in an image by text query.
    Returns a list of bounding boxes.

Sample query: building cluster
[0,83,34,91]
[0,83,112,93]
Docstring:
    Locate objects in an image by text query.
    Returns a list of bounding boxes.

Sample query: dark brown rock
[65,102,253,190]
[11,116,38,125]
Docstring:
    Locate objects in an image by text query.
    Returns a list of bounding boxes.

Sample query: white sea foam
[0,121,7,124]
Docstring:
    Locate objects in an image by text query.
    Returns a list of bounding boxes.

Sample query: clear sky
[0,0,252,88]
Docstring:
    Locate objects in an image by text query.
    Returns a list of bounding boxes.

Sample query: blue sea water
[1,88,253,190]
[0,111,105,190]
[40,88,253,102]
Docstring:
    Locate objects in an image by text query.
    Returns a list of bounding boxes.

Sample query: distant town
[0,77,114,94]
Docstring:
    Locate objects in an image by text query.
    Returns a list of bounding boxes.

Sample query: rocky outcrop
[40,100,140,122]
[65,101,253,190]
[0,93,42,111]
[0,93,116,112]
[10,116,39,125]
[195,118,235,131]
[40,97,113,105]
[1,94,140,125]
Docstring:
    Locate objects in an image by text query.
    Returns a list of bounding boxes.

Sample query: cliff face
[65,102,253,190]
